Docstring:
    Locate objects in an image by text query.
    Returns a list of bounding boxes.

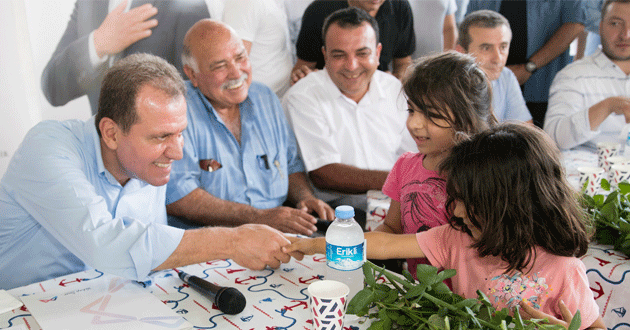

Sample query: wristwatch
[525,61,537,73]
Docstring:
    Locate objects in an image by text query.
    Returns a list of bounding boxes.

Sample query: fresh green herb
[581,180,630,256]
[347,261,580,330]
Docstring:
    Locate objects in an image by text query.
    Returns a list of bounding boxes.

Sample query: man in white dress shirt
[282,7,414,224]
[545,0,630,150]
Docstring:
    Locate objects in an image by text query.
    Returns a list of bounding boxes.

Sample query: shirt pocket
[259,151,288,200]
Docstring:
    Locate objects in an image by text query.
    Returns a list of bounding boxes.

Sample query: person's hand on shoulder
[93,0,158,58]
[290,65,317,85]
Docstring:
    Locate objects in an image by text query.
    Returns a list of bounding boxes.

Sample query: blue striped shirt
[545,49,630,150]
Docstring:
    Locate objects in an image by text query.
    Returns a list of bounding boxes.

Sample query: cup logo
[310,296,347,330]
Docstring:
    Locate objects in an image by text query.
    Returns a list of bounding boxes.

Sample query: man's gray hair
[181,43,199,72]
[458,10,511,50]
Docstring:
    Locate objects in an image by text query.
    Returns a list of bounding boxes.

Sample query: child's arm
[373,199,403,234]
[519,301,606,329]
[284,232,426,260]
[583,316,605,330]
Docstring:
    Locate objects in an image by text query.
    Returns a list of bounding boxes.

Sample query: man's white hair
[181,49,199,73]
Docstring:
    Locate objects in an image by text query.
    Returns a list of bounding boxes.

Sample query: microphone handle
[178,271,246,314]
[179,272,220,300]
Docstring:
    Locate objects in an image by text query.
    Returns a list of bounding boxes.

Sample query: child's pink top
[382,152,450,278]
[418,225,599,329]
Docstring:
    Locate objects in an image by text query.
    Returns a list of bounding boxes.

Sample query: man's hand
[296,197,334,221]
[589,96,630,130]
[93,0,158,58]
[507,64,533,86]
[290,65,317,85]
[229,224,292,270]
[606,96,630,122]
[257,206,318,236]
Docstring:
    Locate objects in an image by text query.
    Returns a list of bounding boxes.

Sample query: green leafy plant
[347,261,581,330]
[581,180,630,256]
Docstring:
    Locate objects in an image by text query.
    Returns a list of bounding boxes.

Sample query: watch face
[526,62,537,73]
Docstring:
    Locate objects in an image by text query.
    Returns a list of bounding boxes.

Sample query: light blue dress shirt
[166,82,305,216]
[0,119,184,289]
[467,0,586,103]
[492,68,532,122]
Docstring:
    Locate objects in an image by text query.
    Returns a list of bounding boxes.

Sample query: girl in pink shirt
[376,52,497,279]
[286,124,606,329]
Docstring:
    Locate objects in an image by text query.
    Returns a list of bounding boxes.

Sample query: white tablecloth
[0,256,372,329]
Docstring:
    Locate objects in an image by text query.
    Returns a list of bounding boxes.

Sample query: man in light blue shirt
[165,19,334,236]
[0,54,294,290]
[466,0,586,127]
[456,10,532,124]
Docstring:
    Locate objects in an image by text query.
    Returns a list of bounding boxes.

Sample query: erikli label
[326,242,364,271]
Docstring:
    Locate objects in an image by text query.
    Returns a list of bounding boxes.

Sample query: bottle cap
[335,205,355,219]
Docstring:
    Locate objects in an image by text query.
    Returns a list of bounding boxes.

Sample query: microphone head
[215,287,247,314]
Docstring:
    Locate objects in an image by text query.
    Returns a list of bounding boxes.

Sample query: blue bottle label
[326,242,364,271]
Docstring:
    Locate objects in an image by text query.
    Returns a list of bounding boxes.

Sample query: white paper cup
[597,142,621,169]
[611,164,630,187]
[308,280,349,330]
[578,166,605,196]
[606,156,630,182]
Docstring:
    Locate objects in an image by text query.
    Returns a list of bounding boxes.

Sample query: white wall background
[0,0,90,177]
[24,0,91,122]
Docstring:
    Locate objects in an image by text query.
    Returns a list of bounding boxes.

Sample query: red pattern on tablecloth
[581,245,630,329]
[2,256,369,330]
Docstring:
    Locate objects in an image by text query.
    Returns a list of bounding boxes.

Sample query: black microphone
[177,271,246,314]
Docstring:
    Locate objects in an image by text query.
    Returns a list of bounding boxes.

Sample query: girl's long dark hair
[402,52,497,138]
[440,124,592,273]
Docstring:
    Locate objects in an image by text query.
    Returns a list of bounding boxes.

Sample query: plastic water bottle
[325,205,365,300]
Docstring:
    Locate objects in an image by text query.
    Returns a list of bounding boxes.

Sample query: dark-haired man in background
[291,0,415,83]
[456,10,532,124]
[283,7,415,225]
